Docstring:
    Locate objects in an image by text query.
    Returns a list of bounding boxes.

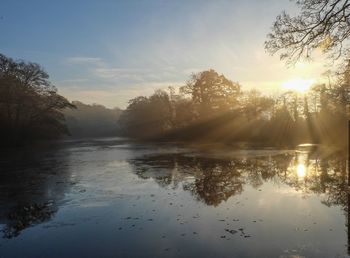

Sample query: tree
[239,89,274,120]
[333,60,350,115]
[265,0,350,147]
[119,89,172,138]
[180,69,241,118]
[265,0,350,64]
[63,101,122,137]
[0,54,75,145]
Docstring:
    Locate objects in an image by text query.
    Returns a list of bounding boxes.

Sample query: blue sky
[1,0,325,108]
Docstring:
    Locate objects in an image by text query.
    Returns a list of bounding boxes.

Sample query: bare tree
[265,0,350,64]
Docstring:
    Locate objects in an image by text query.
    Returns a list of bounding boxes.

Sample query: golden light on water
[296,163,306,178]
[282,78,315,93]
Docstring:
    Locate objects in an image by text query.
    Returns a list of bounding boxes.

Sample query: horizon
[0,0,326,109]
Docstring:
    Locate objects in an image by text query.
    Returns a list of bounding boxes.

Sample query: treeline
[0,54,74,146]
[1,53,349,148]
[0,54,126,146]
[63,101,122,137]
[119,69,350,148]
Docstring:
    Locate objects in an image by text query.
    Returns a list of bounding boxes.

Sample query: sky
[1,0,327,108]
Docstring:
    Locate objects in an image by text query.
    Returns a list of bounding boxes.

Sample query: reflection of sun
[296,163,306,178]
[282,78,314,93]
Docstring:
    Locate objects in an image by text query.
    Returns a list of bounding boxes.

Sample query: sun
[282,78,315,93]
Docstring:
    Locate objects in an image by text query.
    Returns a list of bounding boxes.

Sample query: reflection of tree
[2,203,56,238]
[129,152,293,206]
[131,154,194,189]
[186,160,243,206]
[0,147,73,238]
[130,147,350,252]
[129,148,348,209]
[280,149,348,210]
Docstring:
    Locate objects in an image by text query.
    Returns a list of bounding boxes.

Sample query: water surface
[0,138,349,258]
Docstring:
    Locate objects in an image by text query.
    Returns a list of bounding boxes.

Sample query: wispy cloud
[64,55,188,86]
[65,56,103,65]
[94,68,147,79]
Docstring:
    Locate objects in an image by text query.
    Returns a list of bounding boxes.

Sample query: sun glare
[282,79,315,93]
[296,163,306,178]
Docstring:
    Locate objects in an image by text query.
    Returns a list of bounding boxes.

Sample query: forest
[0,52,349,148]
[119,68,350,148]
[0,54,124,145]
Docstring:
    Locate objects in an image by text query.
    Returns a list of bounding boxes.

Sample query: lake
[0,138,349,258]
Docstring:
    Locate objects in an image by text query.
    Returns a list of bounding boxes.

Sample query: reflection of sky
[0,0,326,108]
[0,140,349,257]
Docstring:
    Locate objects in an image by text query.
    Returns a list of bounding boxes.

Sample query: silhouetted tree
[0,54,74,145]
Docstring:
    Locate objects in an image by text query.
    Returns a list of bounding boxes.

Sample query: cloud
[64,56,185,84]
[94,68,146,79]
[65,56,103,65]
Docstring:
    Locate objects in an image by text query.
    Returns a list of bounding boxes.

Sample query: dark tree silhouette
[0,54,75,145]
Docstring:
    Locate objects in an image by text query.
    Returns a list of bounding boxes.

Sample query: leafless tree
[265,0,350,64]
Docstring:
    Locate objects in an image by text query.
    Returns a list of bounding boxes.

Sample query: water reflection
[129,146,348,208]
[0,140,349,257]
[0,147,73,238]
[295,149,308,179]
[296,163,306,178]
